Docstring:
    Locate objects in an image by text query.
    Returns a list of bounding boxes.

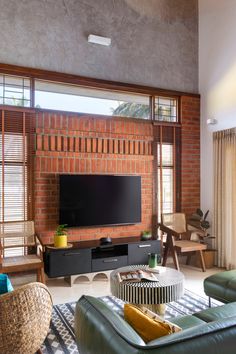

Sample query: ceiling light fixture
[88,34,111,46]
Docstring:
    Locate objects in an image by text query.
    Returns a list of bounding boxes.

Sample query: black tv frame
[59,174,142,228]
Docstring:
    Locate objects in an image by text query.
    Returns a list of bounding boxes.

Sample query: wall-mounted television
[59,174,141,227]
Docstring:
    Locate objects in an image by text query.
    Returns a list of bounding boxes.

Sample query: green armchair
[75,295,236,354]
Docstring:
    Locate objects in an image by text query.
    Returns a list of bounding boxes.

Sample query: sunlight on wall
[208,61,236,121]
[205,64,236,131]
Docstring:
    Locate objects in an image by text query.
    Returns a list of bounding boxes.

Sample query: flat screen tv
[59,174,141,227]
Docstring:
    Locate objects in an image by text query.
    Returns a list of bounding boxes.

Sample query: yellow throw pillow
[124,304,182,343]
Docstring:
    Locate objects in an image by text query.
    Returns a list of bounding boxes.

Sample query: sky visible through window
[35,91,121,115]
[0,76,176,121]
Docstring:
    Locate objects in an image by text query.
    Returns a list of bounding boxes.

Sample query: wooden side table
[110,265,184,315]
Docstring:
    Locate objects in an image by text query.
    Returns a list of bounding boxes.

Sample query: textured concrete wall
[0,0,198,92]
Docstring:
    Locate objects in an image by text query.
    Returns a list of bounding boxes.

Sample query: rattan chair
[0,221,45,283]
[0,282,52,354]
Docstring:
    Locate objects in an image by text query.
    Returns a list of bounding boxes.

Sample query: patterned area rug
[42,290,219,354]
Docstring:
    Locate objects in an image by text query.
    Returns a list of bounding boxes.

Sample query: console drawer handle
[103,259,118,263]
[138,244,151,248]
[64,252,80,256]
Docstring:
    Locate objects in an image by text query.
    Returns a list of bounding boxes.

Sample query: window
[0,72,180,123]
[0,110,35,257]
[0,74,31,107]
[155,125,181,222]
[155,96,178,122]
[0,109,34,223]
[157,144,174,218]
[0,134,27,221]
[35,80,150,119]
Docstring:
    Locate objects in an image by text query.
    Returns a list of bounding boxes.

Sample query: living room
[1,0,236,353]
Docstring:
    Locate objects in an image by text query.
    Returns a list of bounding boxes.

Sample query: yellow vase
[54,235,67,248]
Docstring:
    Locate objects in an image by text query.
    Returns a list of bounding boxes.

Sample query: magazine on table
[117,269,158,283]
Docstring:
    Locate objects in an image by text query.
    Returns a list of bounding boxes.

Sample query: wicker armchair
[0,282,52,354]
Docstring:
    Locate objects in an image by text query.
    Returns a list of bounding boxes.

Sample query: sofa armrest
[75,295,236,354]
[148,317,236,354]
[75,295,145,354]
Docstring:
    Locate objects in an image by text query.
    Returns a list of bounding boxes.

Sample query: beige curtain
[213,128,236,269]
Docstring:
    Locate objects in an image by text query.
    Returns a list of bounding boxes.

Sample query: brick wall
[181,96,200,215]
[35,112,154,243]
[35,96,200,243]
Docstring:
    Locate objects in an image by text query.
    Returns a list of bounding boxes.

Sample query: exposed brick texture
[180,96,200,215]
[35,112,154,243]
[35,98,200,243]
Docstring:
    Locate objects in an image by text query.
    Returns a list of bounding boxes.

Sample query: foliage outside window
[0,74,30,107]
[0,74,178,123]
[155,97,177,122]
[35,80,150,119]
[0,74,179,123]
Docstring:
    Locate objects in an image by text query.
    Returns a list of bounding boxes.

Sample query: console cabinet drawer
[128,241,161,265]
[92,255,128,272]
[46,248,91,277]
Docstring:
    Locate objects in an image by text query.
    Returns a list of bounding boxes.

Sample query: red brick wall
[181,96,200,215]
[35,112,154,243]
[35,96,200,243]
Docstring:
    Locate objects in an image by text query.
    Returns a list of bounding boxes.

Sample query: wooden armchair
[0,282,52,354]
[160,213,207,272]
[0,221,45,283]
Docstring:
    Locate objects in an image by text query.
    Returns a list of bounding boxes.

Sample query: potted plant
[54,224,68,248]
[190,209,210,234]
[141,230,152,241]
[190,209,216,268]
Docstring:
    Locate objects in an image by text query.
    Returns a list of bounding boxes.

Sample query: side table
[110,265,184,315]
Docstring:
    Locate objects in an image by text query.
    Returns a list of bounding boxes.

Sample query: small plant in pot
[141,230,152,241]
[54,224,68,248]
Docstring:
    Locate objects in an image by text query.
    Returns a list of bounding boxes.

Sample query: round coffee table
[110,265,184,315]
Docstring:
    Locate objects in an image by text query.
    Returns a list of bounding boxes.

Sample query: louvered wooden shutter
[0,108,35,222]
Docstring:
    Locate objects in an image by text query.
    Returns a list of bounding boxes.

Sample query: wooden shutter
[0,108,35,223]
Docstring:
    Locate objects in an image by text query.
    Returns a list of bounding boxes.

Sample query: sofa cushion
[75,295,146,347]
[194,302,236,322]
[124,304,181,343]
[204,270,236,303]
[171,314,206,329]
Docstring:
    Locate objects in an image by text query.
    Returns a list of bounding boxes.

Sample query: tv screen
[59,174,141,227]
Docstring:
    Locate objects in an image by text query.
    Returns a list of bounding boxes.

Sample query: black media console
[44,237,161,278]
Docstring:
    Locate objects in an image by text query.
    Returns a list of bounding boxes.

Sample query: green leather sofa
[204,269,236,304]
[75,295,236,354]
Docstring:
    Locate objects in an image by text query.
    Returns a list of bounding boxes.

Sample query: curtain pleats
[213,128,236,269]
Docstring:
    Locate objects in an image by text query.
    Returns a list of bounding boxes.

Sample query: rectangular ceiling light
[88,34,111,46]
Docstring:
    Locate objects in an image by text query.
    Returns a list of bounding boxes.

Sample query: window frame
[157,143,175,217]
[0,63,191,123]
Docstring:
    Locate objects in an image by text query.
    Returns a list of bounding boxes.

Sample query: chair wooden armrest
[0,221,46,284]
[160,213,207,272]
